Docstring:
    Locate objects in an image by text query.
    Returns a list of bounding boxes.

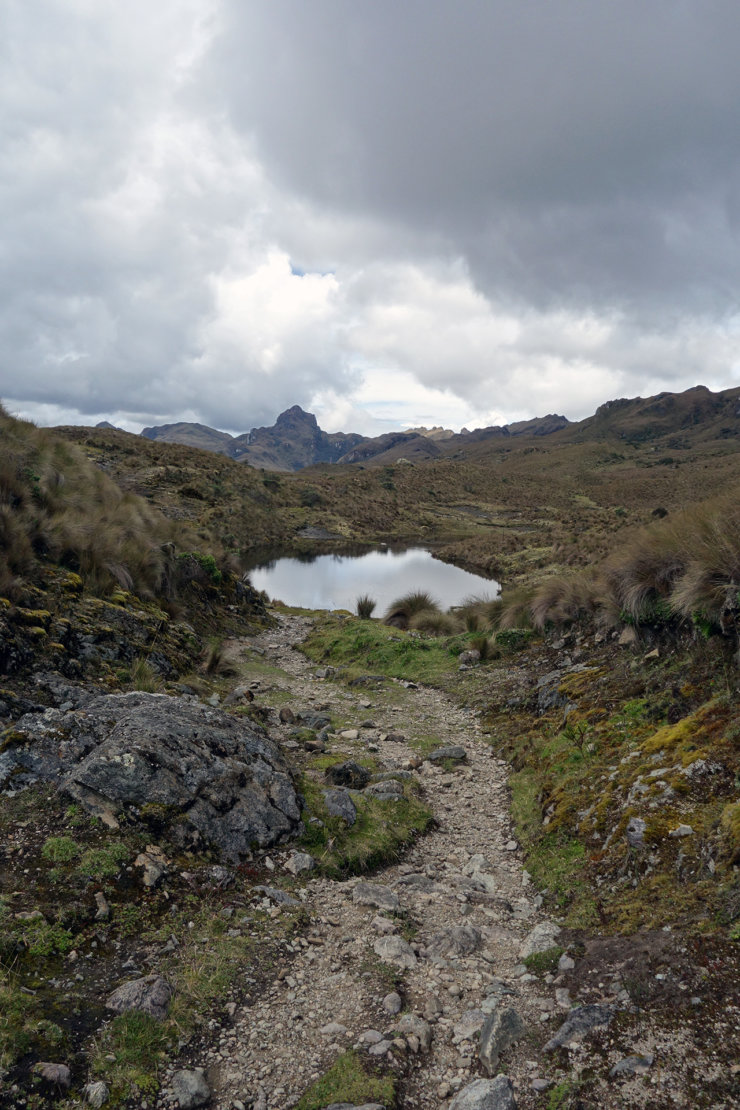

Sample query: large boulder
[2,692,302,858]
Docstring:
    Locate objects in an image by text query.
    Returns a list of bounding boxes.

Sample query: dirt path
[155,614,735,1110]
[180,614,560,1110]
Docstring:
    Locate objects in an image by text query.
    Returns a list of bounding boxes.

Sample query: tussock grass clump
[383,589,440,630]
[356,594,376,619]
[0,404,227,605]
[408,608,461,635]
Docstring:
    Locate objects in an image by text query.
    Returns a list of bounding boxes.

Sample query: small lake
[249,547,499,614]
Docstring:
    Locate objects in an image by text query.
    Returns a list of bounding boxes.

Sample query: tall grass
[0,405,219,603]
[502,493,740,636]
[383,590,440,630]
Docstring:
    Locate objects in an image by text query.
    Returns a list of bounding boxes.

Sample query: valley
[1,386,739,1109]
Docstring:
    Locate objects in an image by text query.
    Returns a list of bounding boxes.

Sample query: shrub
[383,590,440,630]
[356,595,376,619]
[409,609,460,635]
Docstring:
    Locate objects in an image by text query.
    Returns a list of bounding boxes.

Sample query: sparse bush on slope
[383,589,440,630]
[498,493,740,638]
[0,404,218,602]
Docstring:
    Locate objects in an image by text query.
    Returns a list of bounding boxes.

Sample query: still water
[249,547,498,614]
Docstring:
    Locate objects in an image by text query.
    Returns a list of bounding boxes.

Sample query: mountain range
[140,405,570,471]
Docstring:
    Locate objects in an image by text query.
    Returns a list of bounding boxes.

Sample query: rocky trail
[151,614,723,1110]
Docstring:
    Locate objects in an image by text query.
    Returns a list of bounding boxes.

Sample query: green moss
[523,946,564,975]
[76,841,130,879]
[295,1050,395,1110]
[41,835,80,864]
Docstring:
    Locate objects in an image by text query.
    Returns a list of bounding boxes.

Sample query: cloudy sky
[3,1,740,437]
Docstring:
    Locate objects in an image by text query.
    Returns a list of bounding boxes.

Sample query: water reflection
[249,547,498,614]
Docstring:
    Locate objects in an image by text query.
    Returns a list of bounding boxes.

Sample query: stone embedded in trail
[383,991,402,1015]
[394,872,444,893]
[325,761,371,789]
[397,1012,432,1051]
[479,1008,526,1074]
[426,745,467,763]
[171,1068,211,1109]
[449,1075,517,1110]
[424,925,482,961]
[453,1009,487,1042]
[373,935,417,969]
[364,779,404,800]
[609,1053,654,1077]
[519,922,561,959]
[5,692,302,859]
[105,974,172,1020]
[352,881,400,913]
[543,1004,614,1051]
[322,788,357,826]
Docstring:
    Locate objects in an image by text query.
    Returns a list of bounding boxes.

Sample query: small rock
[453,1009,486,1041]
[94,891,110,921]
[519,922,560,959]
[397,1013,432,1050]
[530,1078,551,1092]
[134,845,169,888]
[171,1068,210,1109]
[383,991,402,1015]
[668,824,694,838]
[372,914,398,935]
[105,974,172,1020]
[279,707,296,724]
[557,954,575,972]
[479,1008,525,1074]
[449,1075,517,1110]
[320,1022,349,1036]
[322,788,357,826]
[424,925,481,960]
[625,817,647,848]
[84,1080,110,1107]
[426,745,467,764]
[373,935,417,969]
[353,881,400,913]
[609,1053,654,1078]
[33,1062,71,1087]
[284,851,315,875]
[543,1004,614,1051]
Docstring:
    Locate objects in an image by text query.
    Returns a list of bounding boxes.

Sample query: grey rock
[324,1105,385,1109]
[302,713,332,730]
[426,745,467,763]
[254,885,300,905]
[105,974,172,1020]
[668,823,694,838]
[543,1004,614,1051]
[458,650,481,666]
[325,761,370,789]
[479,1008,525,1074]
[453,1008,486,1041]
[367,1039,392,1056]
[519,922,560,959]
[365,779,404,800]
[626,817,647,847]
[32,1062,71,1087]
[609,1053,654,1078]
[284,850,315,875]
[171,1068,210,1109]
[536,671,567,713]
[353,881,400,913]
[373,935,417,969]
[394,872,444,893]
[5,693,301,858]
[449,1076,517,1110]
[382,991,402,1015]
[322,788,357,826]
[84,1081,110,1107]
[397,1013,432,1050]
[424,925,481,960]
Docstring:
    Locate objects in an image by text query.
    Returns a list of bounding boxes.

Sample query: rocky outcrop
[2,692,302,857]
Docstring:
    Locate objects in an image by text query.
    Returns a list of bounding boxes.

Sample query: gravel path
[200,615,560,1110]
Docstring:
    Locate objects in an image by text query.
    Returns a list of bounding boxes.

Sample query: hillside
[1,393,739,1107]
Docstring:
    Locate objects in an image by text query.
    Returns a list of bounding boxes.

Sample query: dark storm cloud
[2,1,740,434]
[209,0,740,314]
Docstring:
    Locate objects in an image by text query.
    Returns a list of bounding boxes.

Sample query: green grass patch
[299,776,433,877]
[76,840,131,879]
[301,614,466,685]
[295,1050,395,1110]
[92,1011,168,1100]
[523,946,564,975]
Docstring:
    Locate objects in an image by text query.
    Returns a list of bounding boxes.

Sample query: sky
[2,0,740,438]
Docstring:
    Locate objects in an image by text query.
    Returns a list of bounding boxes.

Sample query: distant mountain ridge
[140,407,571,471]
